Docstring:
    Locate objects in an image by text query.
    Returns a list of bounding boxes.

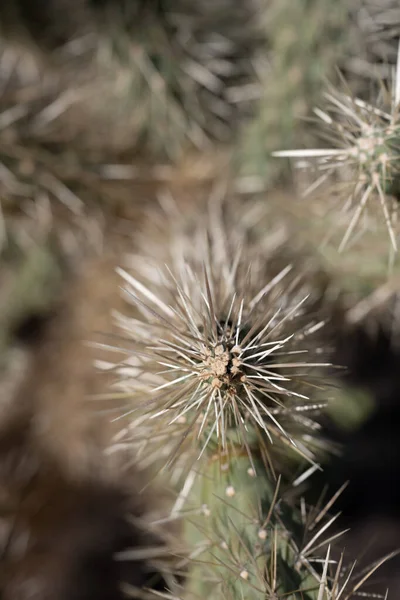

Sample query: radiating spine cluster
[107,194,391,598]
[273,42,400,257]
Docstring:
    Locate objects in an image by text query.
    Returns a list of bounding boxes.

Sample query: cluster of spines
[272,54,400,259]
[106,193,394,599]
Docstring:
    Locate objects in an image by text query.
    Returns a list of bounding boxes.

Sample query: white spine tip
[258,529,267,540]
[225,486,236,497]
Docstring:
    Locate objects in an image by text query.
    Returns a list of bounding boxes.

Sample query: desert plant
[272,41,400,268]
[103,192,394,599]
[1,3,400,599]
[237,0,348,187]
[0,0,267,161]
[347,0,400,80]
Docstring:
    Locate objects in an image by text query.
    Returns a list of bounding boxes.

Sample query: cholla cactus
[94,0,267,157]
[0,0,267,161]
[1,4,398,598]
[272,42,400,257]
[103,191,392,598]
[0,40,92,218]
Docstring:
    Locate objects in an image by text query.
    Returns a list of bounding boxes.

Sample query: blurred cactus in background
[346,0,400,81]
[273,57,400,255]
[237,0,348,187]
[271,41,400,297]
[0,0,267,160]
[1,1,400,599]
[90,0,266,158]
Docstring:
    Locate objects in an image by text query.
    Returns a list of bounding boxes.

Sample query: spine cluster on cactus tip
[115,259,331,468]
[272,41,400,257]
[98,192,394,599]
[110,195,336,471]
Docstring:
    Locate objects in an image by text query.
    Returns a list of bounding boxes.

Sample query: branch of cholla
[108,205,335,474]
[273,40,400,254]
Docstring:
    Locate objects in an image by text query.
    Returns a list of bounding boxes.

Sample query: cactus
[104,192,394,598]
[0,0,267,161]
[1,3,400,599]
[347,0,400,75]
[0,40,94,220]
[92,0,267,158]
[237,0,400,188]
[272,41,400,268]
[237,0,348,187]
